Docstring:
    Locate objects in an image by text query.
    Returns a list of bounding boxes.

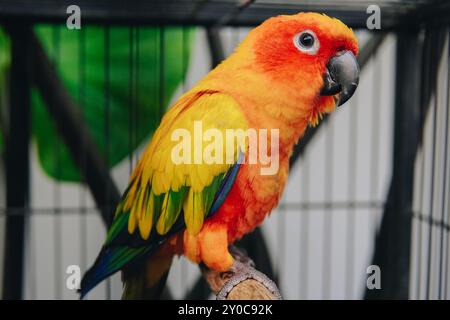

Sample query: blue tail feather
[79,246,150,299]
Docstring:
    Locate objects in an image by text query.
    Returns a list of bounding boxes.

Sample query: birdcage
[0,0,449,300]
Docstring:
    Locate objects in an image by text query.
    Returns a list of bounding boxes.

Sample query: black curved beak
[320,51,359,107]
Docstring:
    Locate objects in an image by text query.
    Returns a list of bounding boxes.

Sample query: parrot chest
[209,158,289,243]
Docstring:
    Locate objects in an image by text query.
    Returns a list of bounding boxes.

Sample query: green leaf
[31,25,195,181]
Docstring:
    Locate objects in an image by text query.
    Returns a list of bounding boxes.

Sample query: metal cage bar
[2,25,32,300]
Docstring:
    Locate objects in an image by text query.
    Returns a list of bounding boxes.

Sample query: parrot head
[231,12,360,127]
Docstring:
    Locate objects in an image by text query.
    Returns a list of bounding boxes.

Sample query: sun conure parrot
[79,12,359,299]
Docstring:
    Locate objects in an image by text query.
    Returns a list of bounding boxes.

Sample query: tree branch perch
[200,246,282,300]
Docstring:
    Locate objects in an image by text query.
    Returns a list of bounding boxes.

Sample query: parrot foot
[228,245,255,268]
[216,260,282,300]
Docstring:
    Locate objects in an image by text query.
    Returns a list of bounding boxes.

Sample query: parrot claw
[228,245,255,268]
[215,246,282,300]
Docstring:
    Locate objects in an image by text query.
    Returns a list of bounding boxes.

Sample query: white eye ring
[293,30,320,55]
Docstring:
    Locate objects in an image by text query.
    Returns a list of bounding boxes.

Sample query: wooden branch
[200,246,282,300]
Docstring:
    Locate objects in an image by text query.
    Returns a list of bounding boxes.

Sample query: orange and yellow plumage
[80,12,358,299]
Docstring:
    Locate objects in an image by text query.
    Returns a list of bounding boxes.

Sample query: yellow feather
[156,193,171,235]
[123,182,137,211]
[128,189,142,233]
[128,203,137,234]
[138,190,154,240]
[183,189,204,236]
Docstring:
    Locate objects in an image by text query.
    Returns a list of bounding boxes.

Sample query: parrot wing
[79,90,248,298]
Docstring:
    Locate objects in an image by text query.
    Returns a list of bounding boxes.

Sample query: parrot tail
[122,254,173,300]
[79,245,152,299]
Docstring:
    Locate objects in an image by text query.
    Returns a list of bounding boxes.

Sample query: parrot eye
[293,30,320,55]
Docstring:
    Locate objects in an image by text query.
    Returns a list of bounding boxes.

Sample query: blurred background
[0,0,449,300]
